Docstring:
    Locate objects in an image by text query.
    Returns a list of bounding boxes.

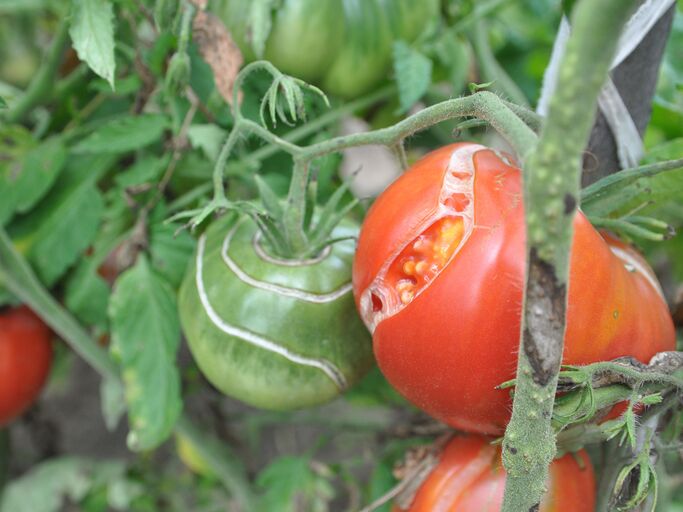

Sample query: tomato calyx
[358,144,484,333]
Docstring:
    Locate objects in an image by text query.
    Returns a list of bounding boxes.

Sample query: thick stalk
[0,229,255,510]
[500,1,638,510]
[4,21,70,124]
[301,91,536,161]
[0,429,8,503]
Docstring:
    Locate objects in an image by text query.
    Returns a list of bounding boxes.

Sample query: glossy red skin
[353,143,676,434]
[0,306,52,426]
[394,435,595,512]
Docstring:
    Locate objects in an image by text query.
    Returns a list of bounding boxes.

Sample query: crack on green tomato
[194,234,348,390]
[221,219,352,303]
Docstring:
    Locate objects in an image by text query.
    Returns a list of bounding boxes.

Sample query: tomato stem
[500,1,640,510]
[200,60,537,259]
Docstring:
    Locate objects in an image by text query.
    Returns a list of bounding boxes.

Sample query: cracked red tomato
[353,143,676,435]
[393,435,595,511]
[0,306,52,426]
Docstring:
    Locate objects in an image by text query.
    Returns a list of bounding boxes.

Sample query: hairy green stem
[225,86,395,176]
[0,429,8,503]
[177,2,195,54]
[4,20,70,124]
[500,1,638,510]
[469,20,529,107]
[206,70,535,257]
[0,229,255,509]
[581,157,683,205]
[300,91,535,160]
[393,141,409,170]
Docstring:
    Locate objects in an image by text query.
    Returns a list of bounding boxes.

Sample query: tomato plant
[218,0,439,98]
[353,143,676,434]
[0,306,52,426]
[393,435,595,511]
[178,213,374,410]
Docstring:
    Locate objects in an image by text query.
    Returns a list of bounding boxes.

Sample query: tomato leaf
[108,255,182,451]
[581,141,683,219]
[393,41,433,114]
[0,135,67,226]
[255,456,334,512]
[72,115,169,154]
[64,256,110,328]
[114,155,168,189]
[0,457,126,512]
[69,0,116,88]
[187,124,227,162]
[8,154,113,286]
[0,125,35,225]
[100,377,127,432]
[149,215,196,289]
[15,137,67,214]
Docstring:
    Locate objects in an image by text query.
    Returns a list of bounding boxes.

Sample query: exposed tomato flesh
[385,216,465,305]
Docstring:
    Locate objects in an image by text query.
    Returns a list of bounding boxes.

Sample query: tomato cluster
[0,306,52,426]
[394,435,595,512]
[218,0,439,98]
[353,143,676,434]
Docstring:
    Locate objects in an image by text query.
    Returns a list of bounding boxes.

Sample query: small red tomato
[394,435,595,512]
[353,143,676,434]
[0,306,53,426]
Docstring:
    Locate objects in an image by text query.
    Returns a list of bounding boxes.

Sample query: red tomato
[0,306,52,426]
[394,435,595,512]
[353,143,676,434]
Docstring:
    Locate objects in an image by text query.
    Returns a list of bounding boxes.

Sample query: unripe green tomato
[381,0,439,43]
[321,0,395,98]
[178,214,374,410]
[264,0,344,83]
[216,0,438,98]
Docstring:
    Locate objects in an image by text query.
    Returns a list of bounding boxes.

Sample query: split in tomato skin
[0,306,53,426]
[393,435,595,512]
[353,143,676,435]
[179,214,374,411]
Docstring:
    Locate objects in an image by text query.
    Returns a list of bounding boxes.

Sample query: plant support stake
[500,0,639,510]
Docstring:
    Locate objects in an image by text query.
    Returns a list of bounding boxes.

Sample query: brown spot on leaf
[192,10,243,105]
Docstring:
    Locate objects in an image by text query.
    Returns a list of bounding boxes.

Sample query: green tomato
[264,0,344,83]
[381,0,440,43]
[321,0,395,98]
[216,0,438,99]
[178,214,374,410]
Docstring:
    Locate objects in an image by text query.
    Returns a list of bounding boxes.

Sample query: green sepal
[253,175,284,220]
